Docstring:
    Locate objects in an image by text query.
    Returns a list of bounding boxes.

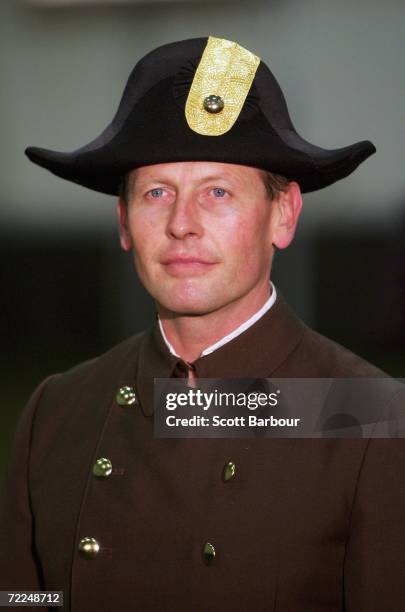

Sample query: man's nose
[165,195,203,240]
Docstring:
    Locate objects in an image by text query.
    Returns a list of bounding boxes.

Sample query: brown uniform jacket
[1,295,405,611]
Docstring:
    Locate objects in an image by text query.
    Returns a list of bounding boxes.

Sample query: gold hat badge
[185,36,260,137]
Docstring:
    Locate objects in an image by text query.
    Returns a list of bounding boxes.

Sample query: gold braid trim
[185,36,260,136]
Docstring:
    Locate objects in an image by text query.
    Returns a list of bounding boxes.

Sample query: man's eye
[212,187,227,198]
[148,188,164,198]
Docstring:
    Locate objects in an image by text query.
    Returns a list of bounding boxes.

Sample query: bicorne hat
[25,36,375,194]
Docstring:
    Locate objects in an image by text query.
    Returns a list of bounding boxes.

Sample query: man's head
[117,161,302,317]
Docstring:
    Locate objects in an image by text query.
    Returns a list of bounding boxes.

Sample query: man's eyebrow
[196,175,235,184]
[134,175,237,188]
[133,177,174,189]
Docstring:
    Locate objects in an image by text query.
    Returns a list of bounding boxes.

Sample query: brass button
[202,541,216,564]
[203,94,224,114]
[116,386,137,406]
[223,461,236,482]
[93,457,113,478]
[78,537,100,559]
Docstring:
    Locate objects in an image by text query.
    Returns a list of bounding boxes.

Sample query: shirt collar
[158,282,277,359]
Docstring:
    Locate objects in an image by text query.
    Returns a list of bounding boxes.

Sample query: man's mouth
[161,256,218,276]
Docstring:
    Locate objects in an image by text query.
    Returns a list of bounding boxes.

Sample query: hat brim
[25,135,375,196]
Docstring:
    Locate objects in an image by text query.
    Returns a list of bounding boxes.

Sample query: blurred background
[1,0,404,483]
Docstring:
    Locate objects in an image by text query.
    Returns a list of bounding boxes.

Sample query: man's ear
[116,198,133,252]
[271,182,303,249]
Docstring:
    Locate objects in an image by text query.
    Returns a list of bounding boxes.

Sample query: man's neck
[158,280,273,363]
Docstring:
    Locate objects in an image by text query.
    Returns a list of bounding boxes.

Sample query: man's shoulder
[23,328,154,443]
[43,328,150,396]
[285,324,387,377]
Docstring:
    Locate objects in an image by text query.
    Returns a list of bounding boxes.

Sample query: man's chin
[150,279,223,316]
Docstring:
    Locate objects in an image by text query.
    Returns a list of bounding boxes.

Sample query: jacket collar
[135,293,307,417]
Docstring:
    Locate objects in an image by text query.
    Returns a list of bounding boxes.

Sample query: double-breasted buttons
[202,542,216,564]
[199,462,235,566]
[78,537,100,559]
[93,457,113,478]
[223,461,236,482]
[116,385,137,406]
[203,94,224,114]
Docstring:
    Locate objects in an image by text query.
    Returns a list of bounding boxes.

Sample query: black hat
[25,36,375,195]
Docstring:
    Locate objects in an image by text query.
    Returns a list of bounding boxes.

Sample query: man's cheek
[131,228,158,259]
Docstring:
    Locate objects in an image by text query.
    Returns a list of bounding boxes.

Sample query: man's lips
[160,256,218,276]
[162,256,215,265]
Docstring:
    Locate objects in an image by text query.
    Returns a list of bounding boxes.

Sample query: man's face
[118,161,293,316]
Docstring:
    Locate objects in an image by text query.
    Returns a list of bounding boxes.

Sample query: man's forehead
[130,161,265,185]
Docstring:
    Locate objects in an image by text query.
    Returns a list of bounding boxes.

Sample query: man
[1,36,405,611]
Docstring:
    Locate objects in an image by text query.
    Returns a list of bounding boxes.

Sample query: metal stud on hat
[203,95,225,114]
